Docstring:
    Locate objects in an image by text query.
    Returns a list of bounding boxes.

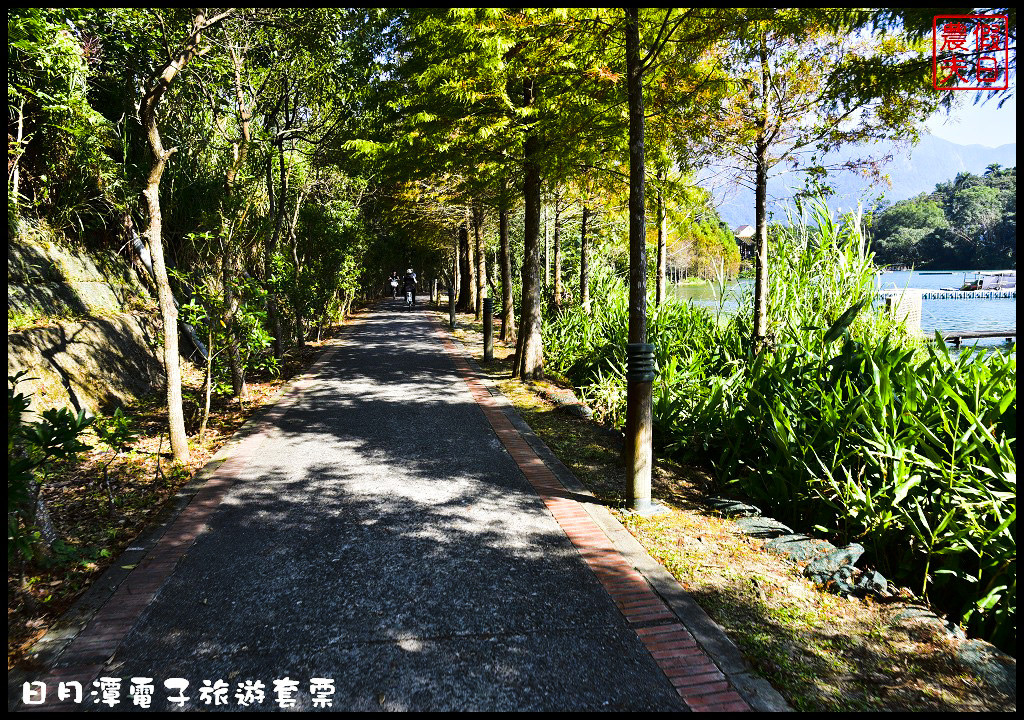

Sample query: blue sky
[927,94,1016,148]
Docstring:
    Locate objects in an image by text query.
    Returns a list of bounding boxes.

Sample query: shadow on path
[102,304,688,712]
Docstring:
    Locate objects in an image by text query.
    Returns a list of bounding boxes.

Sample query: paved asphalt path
[103,301,689,711]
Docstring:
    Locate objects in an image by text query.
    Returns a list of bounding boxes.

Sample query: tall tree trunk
[221,246,244,398]
[473,203,486,321]
[142,92,186,461]
[222,37,251,394]
[753,39,770,350]
[625,7,653,512]
[11,99,25,211]
[452,226,460,299]
[273,140,290,348]
[265,154,283,358]
[457,220,471,310]
[499,201,515,342]
[138,10,233,463]
[292,240,304,346]
[466,206,478,313]
[225,40,251,190]
[580,202,590,313]
[543,203,550,288]
[656,176,667,307]
[553,189,562,309]
[626,12,648,348]
[515,76,544,381]
[199,323,214,442]
[288,189,306,345]
[264,135,290,364]
[486,246,497,295]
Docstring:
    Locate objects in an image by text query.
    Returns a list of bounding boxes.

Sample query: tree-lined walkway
[20,303,770,711]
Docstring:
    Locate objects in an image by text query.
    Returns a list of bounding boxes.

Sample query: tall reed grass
[544,201,1016,651]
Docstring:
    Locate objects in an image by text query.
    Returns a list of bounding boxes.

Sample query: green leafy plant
[93,407,138,512]
[8,371,93,564]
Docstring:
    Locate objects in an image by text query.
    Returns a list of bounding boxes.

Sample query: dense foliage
[870,166,1016,269]
[8,8,388,341]
[545,204,1016,650]
[667,212,742,280]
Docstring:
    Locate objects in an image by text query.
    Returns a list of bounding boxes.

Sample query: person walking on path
[403,268,417,307]
[389,271,400,298]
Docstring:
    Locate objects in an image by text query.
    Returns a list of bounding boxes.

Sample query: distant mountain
[709,135,1017,228]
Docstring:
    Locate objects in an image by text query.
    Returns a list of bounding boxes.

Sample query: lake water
[669,269,1016,349]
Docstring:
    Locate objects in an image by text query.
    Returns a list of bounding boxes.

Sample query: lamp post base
[624,499,671,517]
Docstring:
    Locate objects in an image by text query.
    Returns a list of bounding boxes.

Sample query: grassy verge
[7,317,359,670]
[444,307,1013,712]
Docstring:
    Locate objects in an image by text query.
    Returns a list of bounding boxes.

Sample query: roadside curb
[436,316,791,713]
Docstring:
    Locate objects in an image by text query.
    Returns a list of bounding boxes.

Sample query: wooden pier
[941,331,1016,347]
[879,288,1016,300]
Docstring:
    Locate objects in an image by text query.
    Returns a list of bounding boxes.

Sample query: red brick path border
[434,323,752,713]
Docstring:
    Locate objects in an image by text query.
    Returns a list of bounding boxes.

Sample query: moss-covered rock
[8,219,151,320]
[8,220,163,414]
[8,314,164,416]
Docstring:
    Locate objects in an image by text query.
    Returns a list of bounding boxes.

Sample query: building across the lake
[733,224,754,259]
